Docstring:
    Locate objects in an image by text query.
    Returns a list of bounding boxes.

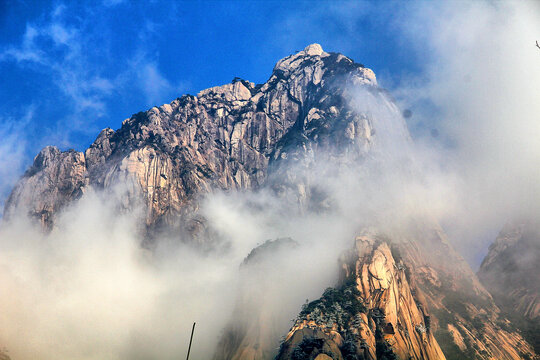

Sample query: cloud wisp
[0,108,35,217]
[0,188,241,360]
[274,0,540,264]
[1,5,113,116]
[0,2,185,148]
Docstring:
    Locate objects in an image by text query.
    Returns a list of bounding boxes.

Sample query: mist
[1,1,540,359]
[0,190,234,359]
[389,0,540,263]
[0,88,447,359]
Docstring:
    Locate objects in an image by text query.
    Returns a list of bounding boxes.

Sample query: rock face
[478,222,540,320]
[276,234,446,360]
[273,228,536,360]
[0,349,10,360]
[4,44,538,359]
[4,44,377,243]
[5,146,86,228]
[395,225,536,360]
[478,222,540,352]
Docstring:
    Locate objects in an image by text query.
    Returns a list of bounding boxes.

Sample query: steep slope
[395,224,535,360]
[3,147,86,228]
[214,238,299,360]
[272,227,536,360]
[478,222,540,352]
[4,44,376,244]
[276,233,446,360]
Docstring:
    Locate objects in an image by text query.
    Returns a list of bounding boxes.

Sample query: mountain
[4,43,376,245]
[275,232,446,360]
[269,224,536,360]
[3,44,537,359]
[478,222,540,353]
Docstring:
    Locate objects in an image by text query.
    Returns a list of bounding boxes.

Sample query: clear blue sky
[0,0,426,160]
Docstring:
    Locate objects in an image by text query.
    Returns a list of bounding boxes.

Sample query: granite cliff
[4,43,376,244]
[276,233,446,360]
[3,44,537,359]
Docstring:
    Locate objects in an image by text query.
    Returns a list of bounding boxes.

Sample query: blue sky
[0,1,426,158]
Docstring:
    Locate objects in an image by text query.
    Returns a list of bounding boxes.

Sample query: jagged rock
[4,44,376,240]
[4,146,87,228]
[274,228,537,360]
[219,225,537,359]
[276,233,446,360]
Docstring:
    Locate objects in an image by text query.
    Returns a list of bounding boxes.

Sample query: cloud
[0,188,239,359]
[1,10,110,118]
[0,82,443,359]
[388,1,540,263]
[0,1,190,218]
[0,178,348,359]
[125,18,189,107]
[273,0,540,265]
[0,1,185,147]
[127,56,188,107]
[0,108,34,218]
[1,1,540,358]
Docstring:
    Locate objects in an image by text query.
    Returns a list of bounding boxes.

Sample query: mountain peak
[273,43,329,74]
[303,43,325,56]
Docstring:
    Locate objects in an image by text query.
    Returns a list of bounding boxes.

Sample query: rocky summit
[5,43,377,245]
[4,44,538,359]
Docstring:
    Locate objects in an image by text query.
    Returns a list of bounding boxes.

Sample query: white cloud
[1,2,539,358]
[0,2,185,141]
[0,108,34,217]
[102,0,125,7]
[0,188,238,359]
[389,1,540,262]
[1,13,110,120]
[275,0,540,264]
[131,60,187,106]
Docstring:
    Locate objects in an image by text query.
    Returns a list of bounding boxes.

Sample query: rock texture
[396,224,536,360]
[5,146,86,228]
[478,221,540,352]
[274,228,536,360]
[479,222,540,320]
[0,349,10,360]
[276,234,446,360]
[215,222,536,358]
[4,44,377,243]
